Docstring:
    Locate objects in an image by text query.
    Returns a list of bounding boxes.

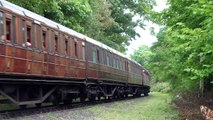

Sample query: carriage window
[31,24,35,48]
[0,12,3,37]
[107,55,109,66]
[101,50,104,64]
[116,59,119,69]
[37,25,42,49]
[97,49,100,63]
[82,44,85,60]
[22,20,25,43]
[115,59,117,69]
[27,26,31,44]
[55,35,58,52]
[74,41,78,57]
[6,19,11,41]
[118,60,120,70]
[92,51,96,63]
[113,58,115,68]
[122,61,124,70]
[42,31,46,49]
[120,60,122,70]
[113,58,116,68]
[103,53,105,65]
[120,61,122,70]
[124,62,125,71]
[65,39,68,55]
[12,16,16,43]
[109,55,111,66]
[118,60,120,69]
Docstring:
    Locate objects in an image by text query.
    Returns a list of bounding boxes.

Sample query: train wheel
[35,103,42,108]
[52,99,60,106]
[98,96,101,101]
[19,105,27,109]
[144,92,149,96]
[63,99,72,105]
[107,96,111,100]
[51,94,60,106]
[80,94,86,103]
[88,95,96,101]
[80,97,85,102]
[124,93,128,98]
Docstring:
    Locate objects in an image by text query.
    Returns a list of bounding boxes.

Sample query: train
[0,0,150,108]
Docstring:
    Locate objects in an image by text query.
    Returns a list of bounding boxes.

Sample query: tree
[149,0,213,94]
[8,0,91,32]
[130,45,152,67]
[104,0,156,52]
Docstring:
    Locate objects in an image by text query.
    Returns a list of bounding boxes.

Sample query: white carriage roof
[0,0,142,67]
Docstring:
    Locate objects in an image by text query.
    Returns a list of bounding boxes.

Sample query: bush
[151,82,171,93]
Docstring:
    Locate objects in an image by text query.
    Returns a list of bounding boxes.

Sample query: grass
[0,93,178,120]
[89,92,178,120]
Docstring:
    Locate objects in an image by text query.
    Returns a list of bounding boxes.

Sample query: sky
[127,0,167,55]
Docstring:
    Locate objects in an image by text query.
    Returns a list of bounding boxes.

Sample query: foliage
[129,0,213,94]
[8,0,92,32]
[105,0,156,52]
[149,0,213,93]
[151,82,171,93]
[130,45,152,67]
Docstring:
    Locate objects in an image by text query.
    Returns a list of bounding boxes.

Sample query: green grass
[0,93,178,120]
[89,92,178,120]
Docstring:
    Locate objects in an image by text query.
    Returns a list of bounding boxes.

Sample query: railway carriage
[0,0,150,108]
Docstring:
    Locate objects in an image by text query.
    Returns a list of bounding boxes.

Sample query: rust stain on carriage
[0,45,6,55]
[14,48,27,59]
[13,59,26,73]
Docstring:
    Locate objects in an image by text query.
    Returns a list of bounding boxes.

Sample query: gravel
[2,96,148,120]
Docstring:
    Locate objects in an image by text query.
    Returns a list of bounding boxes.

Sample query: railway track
[0,96,142,119]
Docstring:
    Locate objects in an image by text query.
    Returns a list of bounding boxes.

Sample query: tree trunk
[199,79,204,97]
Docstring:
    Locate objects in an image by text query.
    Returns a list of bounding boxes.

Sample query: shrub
[151,82,171,93]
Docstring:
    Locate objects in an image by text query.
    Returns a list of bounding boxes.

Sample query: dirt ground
[173,91,213,120]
